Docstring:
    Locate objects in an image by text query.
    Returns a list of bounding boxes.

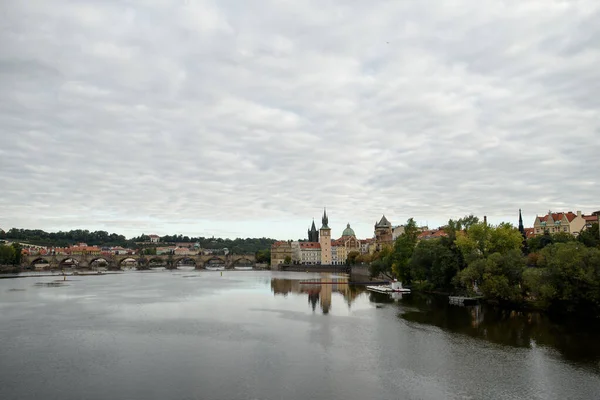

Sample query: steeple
[308,218,319,242]
[321,208,329,229]
[518,209,525,235]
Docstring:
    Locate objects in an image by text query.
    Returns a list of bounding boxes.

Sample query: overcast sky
[1,1,599,240]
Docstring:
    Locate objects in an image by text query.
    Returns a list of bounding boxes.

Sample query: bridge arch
[30,257,51,269]
[117,257,138,268]
[89,257,112,268]
[232,257,254,266]
[146,257,167,267]
[58,257,80,268]
[173,257,197,268]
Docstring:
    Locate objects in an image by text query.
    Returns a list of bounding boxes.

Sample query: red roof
[300,242,320,249]
[538,212,578,223]
[524,228,535,238]
[418,229,448,240]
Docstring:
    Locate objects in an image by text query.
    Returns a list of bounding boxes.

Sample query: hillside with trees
[1,228,276,255]
[369,216,600,317]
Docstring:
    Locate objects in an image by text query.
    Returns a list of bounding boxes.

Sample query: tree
[457,250,525,303]
[11,243,22,265]
[456,222,522,262]
[409,238,460,290]
[347,251,360,265]
[579,223,600,248]
[255,249,271,264]
[389,218,419,282]
[0,245,16,265]
[526,242,600,314]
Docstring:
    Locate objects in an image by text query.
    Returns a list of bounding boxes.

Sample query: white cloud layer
[1,0,599,239]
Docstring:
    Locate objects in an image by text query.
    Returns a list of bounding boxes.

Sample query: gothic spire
[321,208,329,229]
[518,209,525,234]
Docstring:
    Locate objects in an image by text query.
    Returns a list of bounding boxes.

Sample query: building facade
[374,215,393,250]
[533,211,586,236]
[271,241,293,265]
[319,209,332,265]
[299,242,321,264]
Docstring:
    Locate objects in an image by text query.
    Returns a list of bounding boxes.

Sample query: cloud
[1,0,599,239]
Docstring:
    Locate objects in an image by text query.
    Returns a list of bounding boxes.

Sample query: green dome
[342,223,356,237]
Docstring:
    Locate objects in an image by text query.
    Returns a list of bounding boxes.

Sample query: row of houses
[272,209,599,266]
[21,243,136,257]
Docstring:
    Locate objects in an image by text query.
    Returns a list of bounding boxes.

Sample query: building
[374,215,393,250]
[156,246,175,255]
[583,214,599,230]
[359,238,375,254]
[319,209,332,265]
[533,211,586,236]
[174,247,196,256]
[299,242,321,264]
[392,225,405,240]
[148,234,160,243]
[68,243,101,255]
[271,241,293,265]
[332,223,362,264]
[307,220,319,242]
[417,229,448,241]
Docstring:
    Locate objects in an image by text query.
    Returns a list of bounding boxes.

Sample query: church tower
[307,219,319,242]
[319,208,332,265]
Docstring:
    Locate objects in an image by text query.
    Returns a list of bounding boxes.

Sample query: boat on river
[366,280,411,293]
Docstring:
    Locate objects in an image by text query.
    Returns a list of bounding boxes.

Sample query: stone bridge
[23,253,256,270]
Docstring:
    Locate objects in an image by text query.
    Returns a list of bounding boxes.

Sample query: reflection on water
[399,292,600,372]
[271,274,363,313]
[2,271,600,400]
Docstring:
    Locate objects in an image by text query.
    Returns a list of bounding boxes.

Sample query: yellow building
[270,241,292,265]
[533,211,586,236]
[319,209,332,265]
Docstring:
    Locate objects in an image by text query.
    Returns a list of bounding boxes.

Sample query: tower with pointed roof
[518,209,525,236]
[307,219,319,243]
[319,208,332,265]
[374,215,393,250]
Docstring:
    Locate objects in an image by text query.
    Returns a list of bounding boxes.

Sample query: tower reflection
[271,274,361,314]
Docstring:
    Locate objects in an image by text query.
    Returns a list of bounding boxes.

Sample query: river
[0,270,599,400]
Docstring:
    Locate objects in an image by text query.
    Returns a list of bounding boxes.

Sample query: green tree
[11,243,22,265]
[526,242,600,314]
[410,238,460,290]
[457,250,525,303]
[0,245,16,265]
[347,251,360,265]
[578,223,600,248]
[255,249,271,264]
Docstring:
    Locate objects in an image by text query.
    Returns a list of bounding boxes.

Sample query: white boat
[366,280,411,293]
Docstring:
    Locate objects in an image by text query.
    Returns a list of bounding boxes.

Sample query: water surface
[1,271,599,400]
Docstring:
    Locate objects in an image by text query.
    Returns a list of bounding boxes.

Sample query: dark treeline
[368,216,600,317]
[0,229,275,255]
[2,229,128,248]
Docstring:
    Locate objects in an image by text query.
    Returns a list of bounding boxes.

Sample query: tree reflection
[399,293,600,371]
